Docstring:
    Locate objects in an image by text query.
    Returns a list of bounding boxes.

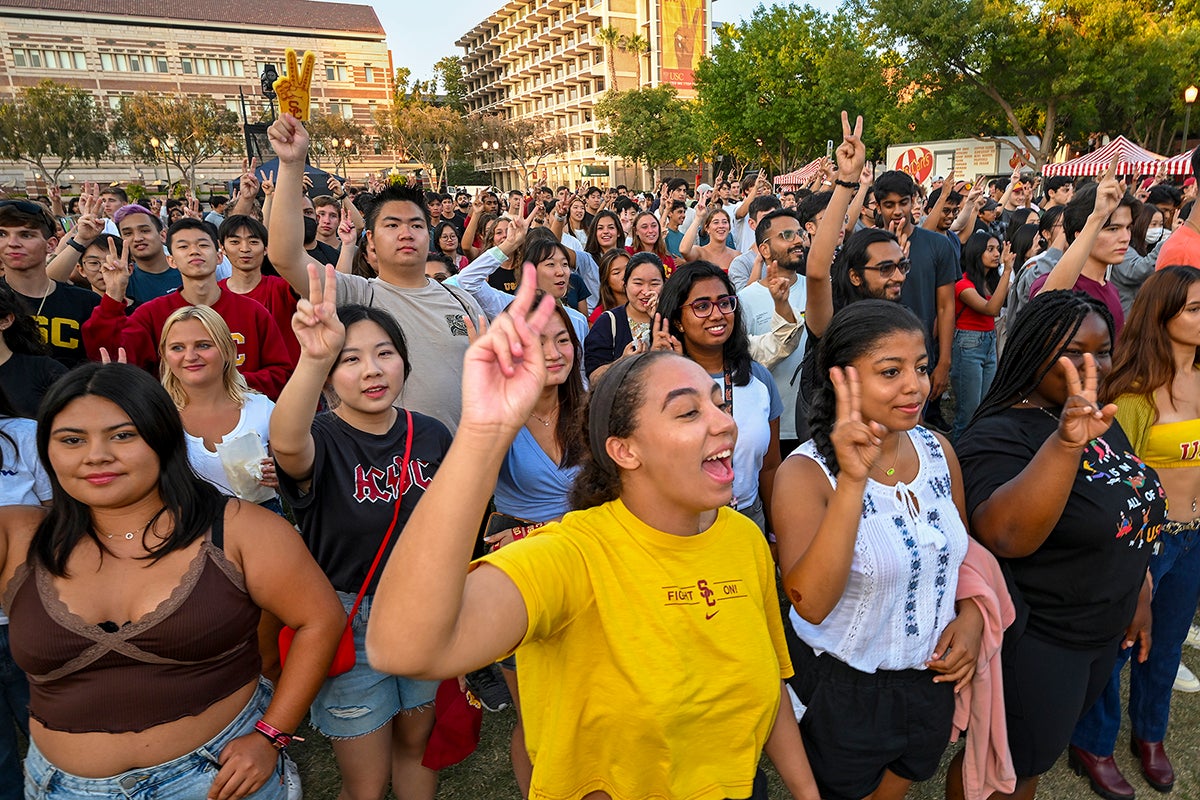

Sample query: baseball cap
[697,183,713,194]
[931,175,945,183]
[1184,177,1196,188]
[982,199,1000,211]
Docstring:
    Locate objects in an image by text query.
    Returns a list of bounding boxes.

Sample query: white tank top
[788,426,969,673]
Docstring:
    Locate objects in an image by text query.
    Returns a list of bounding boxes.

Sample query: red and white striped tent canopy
[1042,136,1165,177]
[774,158,823,189]
[1129,148,1195,177]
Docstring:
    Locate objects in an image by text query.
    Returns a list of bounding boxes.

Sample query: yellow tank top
[1142,418,1200,469]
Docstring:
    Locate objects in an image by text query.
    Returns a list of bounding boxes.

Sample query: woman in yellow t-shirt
[367,268,818,800]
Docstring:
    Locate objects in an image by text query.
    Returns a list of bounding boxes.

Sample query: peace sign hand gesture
[828,366,888,484]
[101,236,132,303]
[460,260,558,436]
[292,263,346,362]
[1055,353,1117,449]
[648,312,681,353]
[834,111,866,181]
[1091,152,1123,223]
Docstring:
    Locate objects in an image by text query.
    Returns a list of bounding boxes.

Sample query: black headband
[587,354,647,476]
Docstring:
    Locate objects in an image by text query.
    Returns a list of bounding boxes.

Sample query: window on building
[180,56,243,77]
[11,47,87,70]
[325,64,349,82]
[225,99,239,113]
[364,65,374,82]
[328,101,354,120]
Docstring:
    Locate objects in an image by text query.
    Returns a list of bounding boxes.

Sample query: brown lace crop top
[3,514,263,733]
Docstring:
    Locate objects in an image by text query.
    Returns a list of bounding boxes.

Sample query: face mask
[1145,227,1165,245]
[303,216,318,243]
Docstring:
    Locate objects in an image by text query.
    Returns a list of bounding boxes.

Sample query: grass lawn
[290,644,1200,799]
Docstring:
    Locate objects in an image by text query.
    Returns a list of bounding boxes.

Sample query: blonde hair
[158,305,250,408]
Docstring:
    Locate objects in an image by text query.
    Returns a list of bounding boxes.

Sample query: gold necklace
[529,405,558,427]
[33,279,52,318]
[876,434,901,477]
[95,515,155,541]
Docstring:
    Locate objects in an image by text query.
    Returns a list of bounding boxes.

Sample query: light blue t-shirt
[712,361,782,510]
[495,425,581,522]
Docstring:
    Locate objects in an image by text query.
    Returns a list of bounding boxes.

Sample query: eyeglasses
[772,228,803,243]
[861,259,912,278]
[684,295,738,317]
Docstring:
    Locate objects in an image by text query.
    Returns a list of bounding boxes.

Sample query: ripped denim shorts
[309,592,439,739]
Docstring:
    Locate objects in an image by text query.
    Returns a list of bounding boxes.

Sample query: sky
[350,0,843,83]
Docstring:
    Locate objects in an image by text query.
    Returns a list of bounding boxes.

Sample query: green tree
[0,80,109,184]
[694,5,899,172]
[390,67,435,108]
[855,0,1200,168]
[305,112,367,172]
[597,26,623,91]
[375,104,466,189]
[594,86,702,185]
[433,56,467,113]
[620,34,651,87]
[112,93,241,191]
[470,114,570,191]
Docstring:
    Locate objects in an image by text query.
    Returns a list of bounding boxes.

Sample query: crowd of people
[0,106,1197,800]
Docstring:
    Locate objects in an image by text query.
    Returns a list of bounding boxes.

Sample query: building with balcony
[0,0,395,192]
[456,0,711,191]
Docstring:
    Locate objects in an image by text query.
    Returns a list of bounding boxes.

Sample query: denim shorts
[24,678,288,800]
[309,592,440,739]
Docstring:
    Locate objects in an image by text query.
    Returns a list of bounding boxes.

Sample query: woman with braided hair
[955,290,1163,800]
[773,299,981,800]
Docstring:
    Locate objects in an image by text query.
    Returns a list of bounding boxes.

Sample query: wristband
[834,179,861,190]
[67,238,87,253]
[254,719,303,750]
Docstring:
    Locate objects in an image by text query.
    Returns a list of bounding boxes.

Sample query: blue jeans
[1071,523,1200,753]
[0,626,29,800]
[24,678,289,800]
[950,329,997,441]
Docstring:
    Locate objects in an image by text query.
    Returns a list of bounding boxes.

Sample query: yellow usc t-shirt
[476,499,793,800]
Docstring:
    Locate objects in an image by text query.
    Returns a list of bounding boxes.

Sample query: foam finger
[286,48,298,80]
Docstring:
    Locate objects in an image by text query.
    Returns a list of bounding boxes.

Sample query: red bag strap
[346,409,414,622]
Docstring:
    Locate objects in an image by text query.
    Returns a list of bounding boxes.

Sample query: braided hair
[808,300,926,477]
[967,290,1114,427]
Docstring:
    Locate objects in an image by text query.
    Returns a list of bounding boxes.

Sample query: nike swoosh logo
[705,610,719,620]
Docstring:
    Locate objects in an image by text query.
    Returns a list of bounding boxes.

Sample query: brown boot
[1068,745,1136,800]
[1130,737,1175,792]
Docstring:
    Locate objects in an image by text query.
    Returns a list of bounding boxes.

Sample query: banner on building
[659,0,705,91]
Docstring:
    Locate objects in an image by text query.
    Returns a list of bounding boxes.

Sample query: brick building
[457,0,711,191]
[0,0,395,192]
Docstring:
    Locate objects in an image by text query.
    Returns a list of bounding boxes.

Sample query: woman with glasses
[950,232,1013,440]
[656,262,782,532]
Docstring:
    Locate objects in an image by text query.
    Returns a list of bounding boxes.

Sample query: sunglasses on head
[860,258,912,278]
[684,295,738,318]
[0,199,47,215]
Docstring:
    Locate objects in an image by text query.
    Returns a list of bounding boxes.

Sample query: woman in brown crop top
[0,363,344,800]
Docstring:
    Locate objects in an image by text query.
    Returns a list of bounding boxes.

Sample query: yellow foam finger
[273,48,316,121]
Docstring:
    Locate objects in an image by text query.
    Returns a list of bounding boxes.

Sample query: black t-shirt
[899,227,959,366]
[488,266,518,293]
[277,409,452,594]
[306,241,340,267]
[5,280,100,368]
[0,352,67,417]
[957,407,1162,648]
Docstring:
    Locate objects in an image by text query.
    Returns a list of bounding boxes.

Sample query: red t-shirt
[1029,271,1124,337]
[1156,224,1200,270]
[954,277,996,332]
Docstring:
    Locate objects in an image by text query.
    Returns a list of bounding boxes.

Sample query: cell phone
[826,140,834,159]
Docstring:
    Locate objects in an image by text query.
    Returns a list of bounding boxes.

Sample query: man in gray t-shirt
[266,114,484,432]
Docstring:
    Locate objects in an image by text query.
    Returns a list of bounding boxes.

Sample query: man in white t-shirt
[737,208,808,454]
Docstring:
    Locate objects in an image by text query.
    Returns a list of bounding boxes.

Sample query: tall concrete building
[456,0,711,191]
[0,0,394,190]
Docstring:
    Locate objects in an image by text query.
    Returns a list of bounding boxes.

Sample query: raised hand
[765,260,791,305]
[459,259,558,435]
[1000,240,1015,271]
[337,208,355,247]
[99,347,128,365]
[101,236,132,302]
[828,365,888,484]
[267,113,310,165]
[301,173,314,195]
[72,213,104,247]
[273,48,315,121]
[327,175,344,197]
[261,170,276,197]
[834,111,866,180]
[1055,353,1117,448]
[292,263,346,362]
[1091,152,1123,222]
[648,312,681,353]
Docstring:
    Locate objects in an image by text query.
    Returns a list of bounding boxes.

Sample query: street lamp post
[149,135,174,194]
[1184,85,1199,156]
[332,137,352,177]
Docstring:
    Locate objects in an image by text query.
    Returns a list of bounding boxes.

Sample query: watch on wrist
[67,238,88,254]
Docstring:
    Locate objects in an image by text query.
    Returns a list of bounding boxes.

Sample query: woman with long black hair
[0,282,65,418]
[950,231,1012,439]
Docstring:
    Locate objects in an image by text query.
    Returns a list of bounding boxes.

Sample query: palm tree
[596,25,622,91]
[622,33,650,87]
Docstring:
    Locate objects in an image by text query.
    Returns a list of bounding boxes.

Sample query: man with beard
[739,208,809,453]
